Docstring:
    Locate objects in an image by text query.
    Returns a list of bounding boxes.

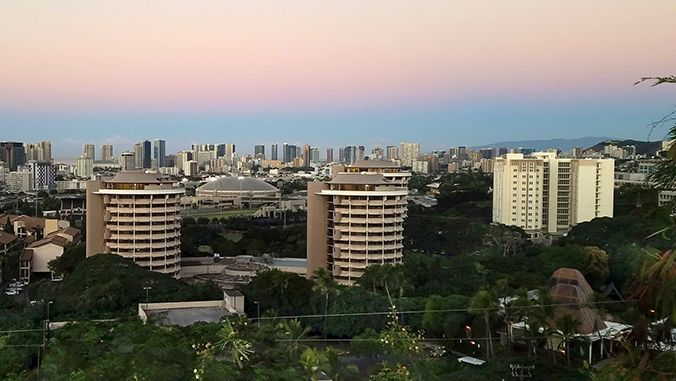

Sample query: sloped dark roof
[0,231,18,245]
[27,235,69,249]
[547,268,607,335]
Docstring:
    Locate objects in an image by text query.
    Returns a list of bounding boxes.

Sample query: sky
[1,0,675,159]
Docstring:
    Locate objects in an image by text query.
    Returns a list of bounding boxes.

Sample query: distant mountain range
[470,137,665,156]
[469,137,613,152]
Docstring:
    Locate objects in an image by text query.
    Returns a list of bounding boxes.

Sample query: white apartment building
[307,160,410,285]
[8,171,32,193]
[86,172,185,278]
[400,142,420,167]
[493,152,614,239]
[20,161,56,190]
[76,156,93,178]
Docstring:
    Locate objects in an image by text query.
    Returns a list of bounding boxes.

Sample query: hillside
[587,139,663,156]
[470,137,612,152]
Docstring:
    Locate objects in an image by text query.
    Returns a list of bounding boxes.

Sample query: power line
[0,328,43,335]
[256,300,628,321]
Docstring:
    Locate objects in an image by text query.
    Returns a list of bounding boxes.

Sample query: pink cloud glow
[1,0,675,113]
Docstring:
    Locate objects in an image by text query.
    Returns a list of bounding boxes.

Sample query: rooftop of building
[197,177,279,192]
[104,171,174,184]
[348,160,400,169]
[328,172,390,185]
[546,268,607,334]
[0,230,18,245]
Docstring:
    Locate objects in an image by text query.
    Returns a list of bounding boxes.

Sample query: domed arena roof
[197,177,279,192]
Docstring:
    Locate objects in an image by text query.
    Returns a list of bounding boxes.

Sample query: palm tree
[628,249,676,321]
[215,319,253,369]
[311,267,340,337]
[469,289,496,359]
[532,287,559,364]
[300,347,325,381]
[553,314,582,367]
[276,319,311,361]
[321,347,359,381]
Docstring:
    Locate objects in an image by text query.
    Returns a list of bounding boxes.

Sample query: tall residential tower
[307,160,410,285]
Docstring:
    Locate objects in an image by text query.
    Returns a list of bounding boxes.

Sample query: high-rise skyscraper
[0,142,26,171]
[120,151,135,171]
[134,143,143,169]
[82,144,95,159]
[282,143,289,163]
[357,146,365,162]
[153,139,166,167]
[400,142,420,167]
[100,144,114,161]
[271,144,278,161]
[371,146,384,160]
[254,145,265,159]
[142,140,152,169]
[338,147,345,163]
[225,144,236,158]
[303,145,310,167]
[386,146,398,160]
[326,148,333,163]
[344,146,357,165]
[39,141,51,162]
[22,161,56,190]
[76,156,93,178]
[216,144,226,158]
[310,147,319,164]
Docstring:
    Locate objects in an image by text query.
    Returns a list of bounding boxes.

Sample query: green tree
[468,289,496,359]
[48,242,85,277]
[276,319,310,361]
[553,314,582,367]
[320,347,359,381]
[310,267,340,337]
[299,347,324,381]
[215,319,253,369]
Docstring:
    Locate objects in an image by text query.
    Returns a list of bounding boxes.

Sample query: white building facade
[493,152,614,239]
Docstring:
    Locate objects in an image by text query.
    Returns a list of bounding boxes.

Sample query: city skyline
[1,1,676,158]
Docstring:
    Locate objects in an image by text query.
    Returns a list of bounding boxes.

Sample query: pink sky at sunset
[2,0,674,114]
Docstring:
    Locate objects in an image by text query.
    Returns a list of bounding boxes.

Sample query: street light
[253,301,260,327]
[143,286,152,310]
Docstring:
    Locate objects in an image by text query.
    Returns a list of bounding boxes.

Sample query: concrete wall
[306,181,329,278]
[32,244,63,273]
[85,181,105,257]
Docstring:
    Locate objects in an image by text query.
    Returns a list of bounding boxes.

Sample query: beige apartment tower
[86,172,184,277]
[307,160,410,285]
[493,152,614,239]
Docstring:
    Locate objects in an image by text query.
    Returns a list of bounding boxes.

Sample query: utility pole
[143,286,152,310]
